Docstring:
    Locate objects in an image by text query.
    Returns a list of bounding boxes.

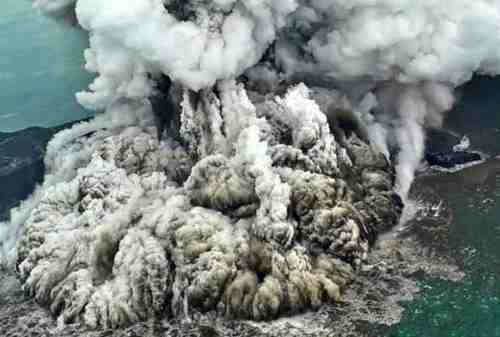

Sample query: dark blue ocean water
[0,0,93,132]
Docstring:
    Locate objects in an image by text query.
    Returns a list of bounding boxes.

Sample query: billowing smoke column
[14,81,402,328]
[34,0,500,197]
[5,0,500,329]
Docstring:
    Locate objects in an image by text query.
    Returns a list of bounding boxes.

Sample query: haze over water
[0,0,93,132]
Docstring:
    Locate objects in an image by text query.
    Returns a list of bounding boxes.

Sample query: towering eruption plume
[3,0,500,329]
[35,0,500,198]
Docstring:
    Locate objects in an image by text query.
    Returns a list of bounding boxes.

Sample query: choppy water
[385,177,500,336]
[0,0,93,132]
[384,77,500,337]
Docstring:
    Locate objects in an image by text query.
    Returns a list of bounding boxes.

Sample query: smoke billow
[3,0,500,328]
[374,82,455,198]
[11,81,402,327]
[33,0,500,197]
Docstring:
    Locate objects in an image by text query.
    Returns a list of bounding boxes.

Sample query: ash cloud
[3,0,500,329]
[13,82,401,327]
[35,0,500,198]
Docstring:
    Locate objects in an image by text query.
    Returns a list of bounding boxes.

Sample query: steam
[0,102,152,265]
[31,0,500,200]
[372,82,455,198]
[71,0,298,109]
[3,0,500,327]
[10,82,402,327]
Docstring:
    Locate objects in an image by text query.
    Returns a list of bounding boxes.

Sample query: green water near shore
[386,77,500,337]
[389,189,500,337]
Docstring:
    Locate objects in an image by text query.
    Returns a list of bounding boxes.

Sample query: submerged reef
[15,81,402,328]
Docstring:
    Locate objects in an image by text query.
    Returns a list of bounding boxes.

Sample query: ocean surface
[0,0,93,132]
[1,2,500,337]
[384,77,500,337]
[387,176,500,336]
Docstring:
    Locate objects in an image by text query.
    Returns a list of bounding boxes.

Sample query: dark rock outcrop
[426,151,482,168]
[425,128,482,168]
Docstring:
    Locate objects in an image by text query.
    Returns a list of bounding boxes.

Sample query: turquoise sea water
[388,184,500,337]
[0,0,93,132]
[385,77,500,337]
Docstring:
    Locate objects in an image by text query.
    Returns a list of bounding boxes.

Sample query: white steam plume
[4,0,500,327]
[32,0,500,198]
[35,0,500,88]
[0,100,152,265]
[283,1,500,84]
[373,83,455,198]
[10,81,402,327]
[73,0,297,109]
[278,0,500,198]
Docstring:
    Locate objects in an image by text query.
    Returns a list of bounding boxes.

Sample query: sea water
[385,77,500,337]
[387,181,500,337]
[0,0,93,132]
